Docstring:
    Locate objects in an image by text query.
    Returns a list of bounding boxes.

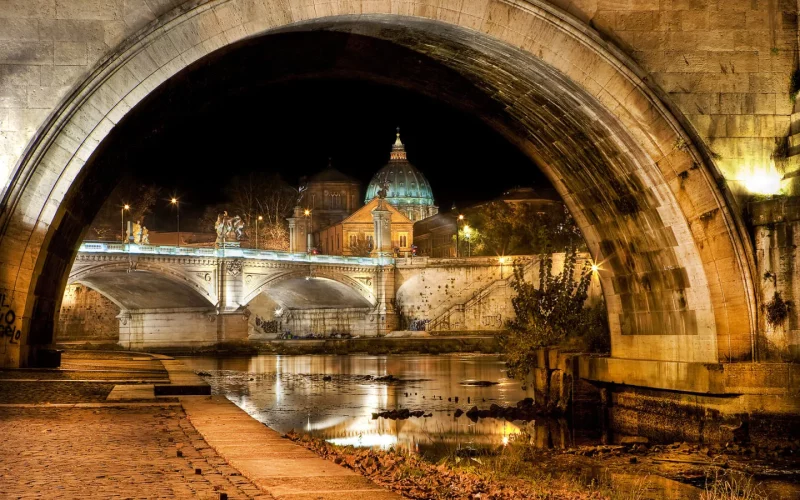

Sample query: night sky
[97,77,554,231]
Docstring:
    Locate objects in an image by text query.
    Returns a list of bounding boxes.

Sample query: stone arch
[0,1,757,367]
[242,269,376,308]
[67,260,218,310]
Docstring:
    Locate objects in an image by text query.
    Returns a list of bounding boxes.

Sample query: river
[179,353,597,455]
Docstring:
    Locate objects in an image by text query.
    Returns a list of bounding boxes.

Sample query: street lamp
[464,225,472,257]
[121,204,130,243]
[304,209,312,252]
[256,215,263,250]
[170,198,180,247]
[499,256,508,279]
[456,214,464,258]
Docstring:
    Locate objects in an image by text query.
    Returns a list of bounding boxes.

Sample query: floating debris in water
[460,380,498,387]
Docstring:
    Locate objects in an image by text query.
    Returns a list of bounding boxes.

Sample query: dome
[364,130,437,221]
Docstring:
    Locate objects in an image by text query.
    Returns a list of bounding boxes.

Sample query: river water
[179,353,597,455]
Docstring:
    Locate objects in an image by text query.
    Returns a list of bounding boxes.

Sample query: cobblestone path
[0,406,272,499]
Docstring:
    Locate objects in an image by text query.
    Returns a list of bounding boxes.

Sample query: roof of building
[339,196,414,226]
[364,129,436,207]
[309,163,359,184]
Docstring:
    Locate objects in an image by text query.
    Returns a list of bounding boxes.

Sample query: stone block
[39,19,105,42]
[54,41,86,66]
[709,11,745,30]
[0,41,53,65]
[679,10,708,31]
[0,19,40,42]
[616,11,657,30]
[54,0,121,21]
[696,31,735,51]
[0,0,56,18]
[0,86,27,108]
[27,85,68,109]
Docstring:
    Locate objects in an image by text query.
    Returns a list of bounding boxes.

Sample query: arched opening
[0,6,756,368]
[246,276,374,338]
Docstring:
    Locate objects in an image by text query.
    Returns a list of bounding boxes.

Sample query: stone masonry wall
[245,292,373,338]
[550,0,800,204]
[749,197,800,360]
[56,283,119,342]
[395,255,602,333]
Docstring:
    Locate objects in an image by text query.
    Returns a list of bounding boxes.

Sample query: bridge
[68,242,398,347]
[0,0,797,443]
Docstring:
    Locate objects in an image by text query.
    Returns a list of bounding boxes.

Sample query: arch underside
[0,1,757,367]
[255,277,373,310]
[73,270,214,310]
[242,269,376,307]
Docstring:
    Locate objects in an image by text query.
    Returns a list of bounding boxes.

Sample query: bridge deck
[78,241,393,266]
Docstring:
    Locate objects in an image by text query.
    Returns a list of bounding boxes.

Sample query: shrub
[503,248,609,378]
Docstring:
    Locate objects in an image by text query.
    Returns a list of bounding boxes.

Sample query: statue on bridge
[214,211,246,247]
[127,220,150,245]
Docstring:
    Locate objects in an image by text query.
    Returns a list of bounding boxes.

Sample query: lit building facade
[317,197,414,256]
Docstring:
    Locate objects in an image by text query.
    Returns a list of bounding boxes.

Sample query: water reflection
[180,354,590,453]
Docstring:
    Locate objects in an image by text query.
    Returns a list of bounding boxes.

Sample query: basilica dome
[364,130,438,221]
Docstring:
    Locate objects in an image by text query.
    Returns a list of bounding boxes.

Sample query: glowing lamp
[743,170,782,195]
[591,263,599,273]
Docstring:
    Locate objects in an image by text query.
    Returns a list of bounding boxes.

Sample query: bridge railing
[78,241,392,266]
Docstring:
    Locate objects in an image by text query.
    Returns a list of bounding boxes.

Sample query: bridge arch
[242,269,376,309]
[0,0,757,367]
[67,260,218,310]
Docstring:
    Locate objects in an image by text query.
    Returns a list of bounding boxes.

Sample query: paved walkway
[0,351,399,499]
[182,396,401,500]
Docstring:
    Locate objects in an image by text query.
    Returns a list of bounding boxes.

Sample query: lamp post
[456,214,464,258]
[121,204,129,243]
[464,225,472,257]
[304,208,312,252]
[499,256,507,279]
[256,215,262,250]
[170,198,180,247]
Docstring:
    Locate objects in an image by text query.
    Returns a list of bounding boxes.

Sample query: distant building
[304,162,362,233]
[412,213,458,258]
[317,197,414,256]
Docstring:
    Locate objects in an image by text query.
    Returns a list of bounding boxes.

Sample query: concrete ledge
[156,359,211,396]
[579,356,800,396]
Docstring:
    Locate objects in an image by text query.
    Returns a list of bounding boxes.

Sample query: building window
[349,234,358,247]
[366,234,374,250]
[399,233,408,248]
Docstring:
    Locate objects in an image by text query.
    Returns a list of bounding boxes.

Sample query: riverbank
[0,350,399,499]
[286,430,800,499]
[57,335,504,356]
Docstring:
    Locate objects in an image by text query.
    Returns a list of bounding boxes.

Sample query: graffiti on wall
[0,292,22,348]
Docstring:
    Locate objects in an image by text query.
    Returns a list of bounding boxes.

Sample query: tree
[459,202,585,257]
[502,248,608,378]
[88,181,162,241]
[349,234,373,257]
[216,173,297,250]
